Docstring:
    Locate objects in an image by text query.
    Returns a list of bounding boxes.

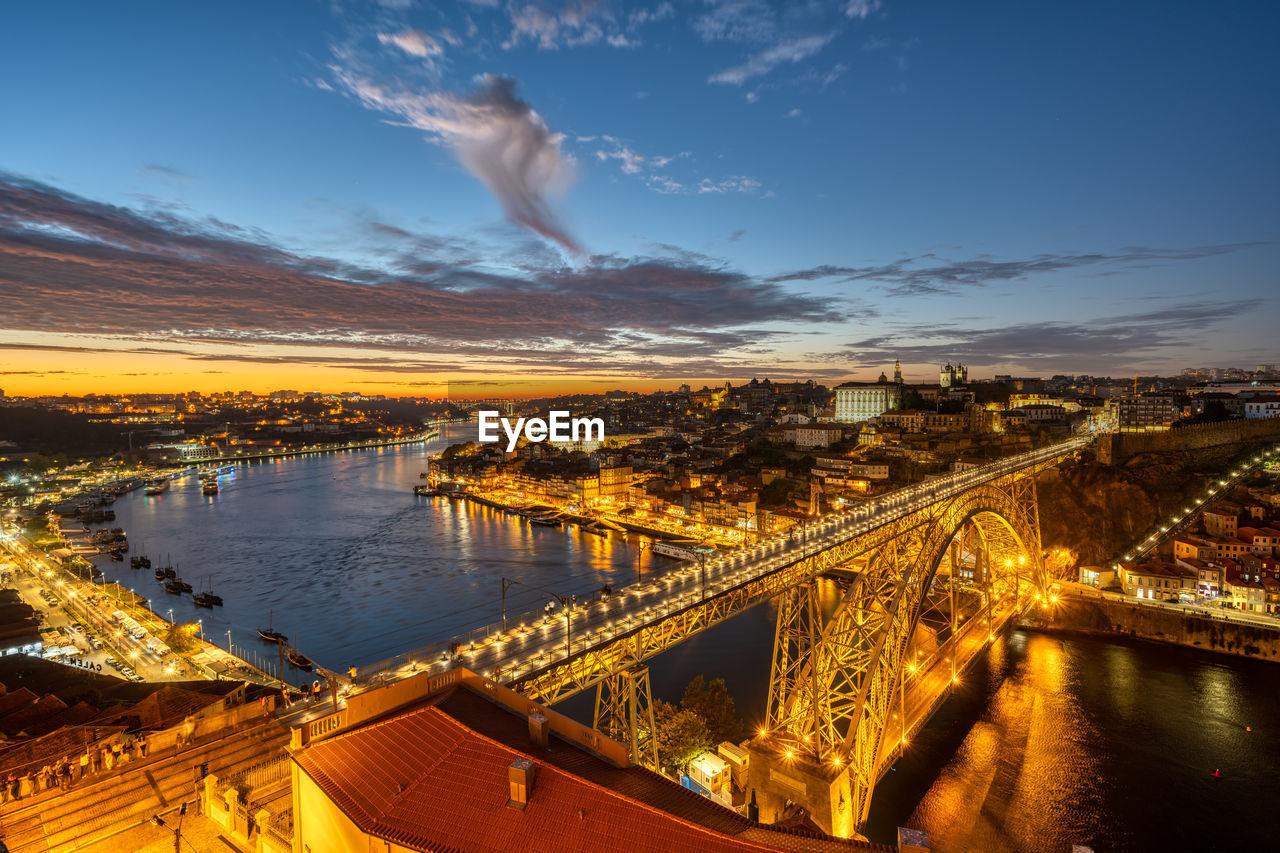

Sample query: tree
[681,676,745,744]
[652,699,713,774]
[441,441,478,459]
[162,623,200,654]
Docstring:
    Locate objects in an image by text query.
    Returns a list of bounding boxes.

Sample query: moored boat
[287,649,313,671]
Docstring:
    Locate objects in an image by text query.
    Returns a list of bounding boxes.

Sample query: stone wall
[1046,594,1280,662]
[1097,416,1280,465]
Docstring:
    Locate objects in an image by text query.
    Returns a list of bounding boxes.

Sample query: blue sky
[1,0,1277,394]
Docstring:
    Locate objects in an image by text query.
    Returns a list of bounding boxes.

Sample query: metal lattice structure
[592,660,659,769]
[763,473,1049,830]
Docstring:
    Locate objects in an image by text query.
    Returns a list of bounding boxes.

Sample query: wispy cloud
[499,1,674,50]
[769,245,1266,296]
[837,300,1262,372]
[709,33,836,85]
[330,59,581,253]
[377,29,444,61]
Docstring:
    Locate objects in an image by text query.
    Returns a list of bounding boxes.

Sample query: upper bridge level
[354,437,1092,702]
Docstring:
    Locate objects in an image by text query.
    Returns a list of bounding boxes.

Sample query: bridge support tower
[593,659,658,769]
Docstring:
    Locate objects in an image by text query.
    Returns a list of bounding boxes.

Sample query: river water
[91,432,1280,851]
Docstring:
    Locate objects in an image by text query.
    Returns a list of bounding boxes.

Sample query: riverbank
[181,428,437,465]
[0,532,284,689]
[1036,591,1280,663]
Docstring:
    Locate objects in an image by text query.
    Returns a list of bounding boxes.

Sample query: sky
[1,0,1277,397]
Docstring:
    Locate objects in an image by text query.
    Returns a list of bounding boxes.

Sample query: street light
[150,802,187,853]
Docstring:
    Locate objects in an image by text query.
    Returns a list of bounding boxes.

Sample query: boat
[580,522,608,537]
[287,649,313,672]
[143,478,170,496]
[202,480,219,495]
[651,540,718,562]
[529,516,562,527]
[109,550,124,562]
[413,484,441,496]
[258,611,287,644]
[174,578,192,593]
[164,580,184,594]
[193,577,223,607]
[131,555,143,568]
[164,567,177,579]
[154,568,166,580]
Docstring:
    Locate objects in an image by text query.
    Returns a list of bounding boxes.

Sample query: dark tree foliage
[0,408,128,457]
[681,675,746,745]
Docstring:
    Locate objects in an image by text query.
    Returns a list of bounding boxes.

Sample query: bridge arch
[761,478,1047,835]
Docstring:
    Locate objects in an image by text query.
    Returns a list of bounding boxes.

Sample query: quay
[0,529,289,691]
[174,428,437,466]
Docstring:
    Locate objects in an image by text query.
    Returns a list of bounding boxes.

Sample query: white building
[1244,395,1280,419]
[834,379,902,423]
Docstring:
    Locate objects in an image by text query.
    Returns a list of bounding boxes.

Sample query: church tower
[893,358,902,384]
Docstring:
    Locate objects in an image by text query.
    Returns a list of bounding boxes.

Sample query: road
[1,527,279,686]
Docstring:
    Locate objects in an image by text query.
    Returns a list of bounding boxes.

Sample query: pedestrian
[139,737,148,758]
[78,752,88,781]
[0,774,9,804]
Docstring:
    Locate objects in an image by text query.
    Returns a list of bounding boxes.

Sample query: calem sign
[478,410,605,452]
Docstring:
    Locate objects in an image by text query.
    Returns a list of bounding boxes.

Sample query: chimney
[507,758,536,810]
[528,712,550,750]
[897,827,930,853]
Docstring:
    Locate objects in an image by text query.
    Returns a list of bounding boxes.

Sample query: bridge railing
[353,437,1092,685]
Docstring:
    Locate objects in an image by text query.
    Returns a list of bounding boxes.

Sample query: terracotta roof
[296,687,887,853]
[0,687,38,717]
[0,694,70,738]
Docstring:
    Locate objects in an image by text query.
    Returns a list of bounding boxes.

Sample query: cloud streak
[0,173,839,378]
[769,245,1266,296]
[837,300,1263,372]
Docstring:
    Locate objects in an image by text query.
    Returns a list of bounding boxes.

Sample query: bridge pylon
[593,658,659,769]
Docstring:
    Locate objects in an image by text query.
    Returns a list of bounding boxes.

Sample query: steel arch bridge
[474,441,1084,836]
[753,474,1048,836]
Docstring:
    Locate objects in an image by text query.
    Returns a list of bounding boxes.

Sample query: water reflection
[91,424,670,676]
[866,631,1280,852]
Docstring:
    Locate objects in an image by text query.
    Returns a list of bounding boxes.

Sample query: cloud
[696,176,762,194]
[137,164,193,183]
[843,0,882,20]
[330,66,581,253]
[709,33,837,85]
[768,245,1267,296]
[0,174,841,378]
[692,0,778,44]
[377,29,444,60]
[838,300,1263,372]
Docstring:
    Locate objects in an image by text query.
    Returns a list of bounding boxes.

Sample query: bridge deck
[353,438,1089,704]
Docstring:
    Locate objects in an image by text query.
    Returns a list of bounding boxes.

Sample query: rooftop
[295,679,888,853]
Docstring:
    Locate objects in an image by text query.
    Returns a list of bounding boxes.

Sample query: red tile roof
[295,691,882,853]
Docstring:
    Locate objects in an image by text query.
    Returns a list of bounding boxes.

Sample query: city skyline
[2,0,1278,396]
